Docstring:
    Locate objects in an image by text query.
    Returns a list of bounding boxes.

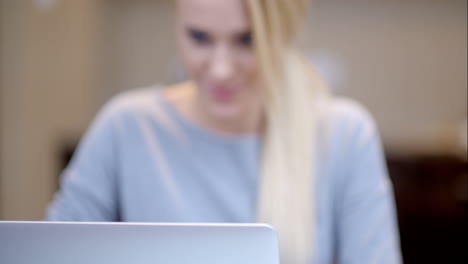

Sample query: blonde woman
[47,0,402,263]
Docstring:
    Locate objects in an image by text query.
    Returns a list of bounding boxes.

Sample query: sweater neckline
[154,89,261,146]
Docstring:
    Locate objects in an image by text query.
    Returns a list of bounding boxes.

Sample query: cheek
[238,52,259,87]
[178,36,208,80]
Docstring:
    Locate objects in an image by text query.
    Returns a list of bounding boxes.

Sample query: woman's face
[176,0,260,120]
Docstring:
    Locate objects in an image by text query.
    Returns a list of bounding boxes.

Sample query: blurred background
[0,0,466,263]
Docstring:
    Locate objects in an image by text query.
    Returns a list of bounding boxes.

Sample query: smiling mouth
[211,86,236,103]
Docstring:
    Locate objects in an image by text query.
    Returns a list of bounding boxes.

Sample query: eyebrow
[184,24,207,33]
[235,30,252,38]
[184,24,251,38]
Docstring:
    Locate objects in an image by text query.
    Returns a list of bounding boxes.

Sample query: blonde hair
[246,1,328,263]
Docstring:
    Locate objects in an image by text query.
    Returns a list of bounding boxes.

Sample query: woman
[47,0,402,263]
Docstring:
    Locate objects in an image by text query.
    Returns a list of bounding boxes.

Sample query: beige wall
[99,0,177,100]
[0,0,104,219]
[0,0,466,220]
[304,0,467,154]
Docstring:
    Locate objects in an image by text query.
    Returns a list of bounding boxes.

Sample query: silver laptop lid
[0,221,279,264]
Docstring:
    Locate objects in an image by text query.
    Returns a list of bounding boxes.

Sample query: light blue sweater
[47,86,402,263]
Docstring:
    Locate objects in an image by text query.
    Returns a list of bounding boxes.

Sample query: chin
[206,101,244,121]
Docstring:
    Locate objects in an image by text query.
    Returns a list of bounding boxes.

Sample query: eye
[239,32,253,47]
[188,29,211,45]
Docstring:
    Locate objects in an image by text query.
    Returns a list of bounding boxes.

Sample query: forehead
[177,0,250,33]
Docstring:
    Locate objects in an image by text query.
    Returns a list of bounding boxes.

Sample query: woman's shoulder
[319,96,381,153]
[327,96,375,125]
[84,84,177,137]
[101,82,192,117]
[101,84,162,116]
[323,96,378,135]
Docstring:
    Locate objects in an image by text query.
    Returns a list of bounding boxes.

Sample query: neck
[164,81,264,136]
[192,93,264,136]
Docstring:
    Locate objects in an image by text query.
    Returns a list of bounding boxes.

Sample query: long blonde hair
[246,1,328,263]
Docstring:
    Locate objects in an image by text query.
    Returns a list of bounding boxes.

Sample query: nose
[208,44,235,83]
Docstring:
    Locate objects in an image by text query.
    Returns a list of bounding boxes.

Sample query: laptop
[0,221,279,264]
